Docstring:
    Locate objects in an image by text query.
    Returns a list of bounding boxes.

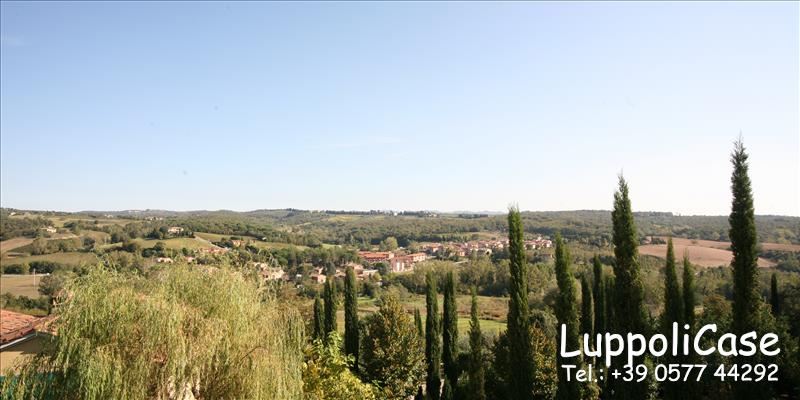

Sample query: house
[0,310,51,374]
[309,272,327,284]
[358,251,394,263]
[360,269,379,278]
[42,226,57,234]
[388,255,417,273]
[406,253,428,263]
[167,226,184,235]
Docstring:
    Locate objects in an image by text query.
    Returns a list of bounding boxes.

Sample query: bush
[2,265,306,399]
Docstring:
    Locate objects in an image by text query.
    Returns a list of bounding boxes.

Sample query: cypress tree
[426,272,441,400]
[506,206,534,399]
[661,237,684,333]
[592,255,605,335]
[729,139,760,335]
[610,177,649,400]
[442,271,458,389]
[468,287,486,400]
[682,255,696,329]
[661,239,684,400]
[580,274,594,338]
[323,278,337,336]
[344,266,359,371]
[770,273,780,316]
[604,275,616,335]
[313,293,324,340]
[554,233,583,400]
[415,308,424,338]
[729,139,767,400]
[611,176,647,335]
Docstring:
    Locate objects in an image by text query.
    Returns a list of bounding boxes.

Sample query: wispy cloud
[0,35,26,47]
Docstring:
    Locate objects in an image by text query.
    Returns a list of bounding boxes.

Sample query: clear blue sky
[1,2,797,215]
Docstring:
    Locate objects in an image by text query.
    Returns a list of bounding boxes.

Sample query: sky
[1,2,798,216]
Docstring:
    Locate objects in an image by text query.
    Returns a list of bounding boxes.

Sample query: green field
[0,274,46,298]
[1,252,99,266]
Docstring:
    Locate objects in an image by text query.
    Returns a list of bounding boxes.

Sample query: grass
[349,294,507,337]
[0,252,99,266]
[0,274,45,298]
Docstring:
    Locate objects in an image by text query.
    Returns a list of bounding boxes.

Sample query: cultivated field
[640,237,777,268]
[132,237,219,251]
[0,274,45,298]
[0,252,99,266]
[0,238,34,254]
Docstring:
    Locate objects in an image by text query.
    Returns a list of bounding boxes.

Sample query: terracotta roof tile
[1,309,41,344]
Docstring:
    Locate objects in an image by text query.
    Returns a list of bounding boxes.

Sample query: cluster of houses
[358,251,428,273]
[421,236,552,257]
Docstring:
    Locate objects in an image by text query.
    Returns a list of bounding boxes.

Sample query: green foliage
[553,234,583,400]
[730,140,761,335]
[770,273,780,315]
[442,271,458,388]
[468,287,486,400]
[313,294,324,340]
[489,322,558,400]
[728,140,768,400]
[580,275,593,338]
[661,237,684,333]
[506,206,535,399]
[361,294,425,400]
[682,255,696,329]
[324,279,338,336]
[3,264,305,399]
[344,266,359,370]
[592,255,605,335]
[425,272,442,400]
[303,333,376,400]
[415,308,424,337]
[611,176,648,335]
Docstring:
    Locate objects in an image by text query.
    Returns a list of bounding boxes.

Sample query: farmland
[0,252,99,266]
[0,274,44,298]
[639,237,780,267]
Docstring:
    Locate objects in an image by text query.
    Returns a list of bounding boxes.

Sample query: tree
[324,279,337,336]
[592,255,605,335]
[468,287,486,400]
[611,176,647,335]
[313,293,325,340]
[730,139,761,335]
[442,271,458,390]
[415,308,424,338]
[580,274,594,339]
[554,233,583,400]
[506,206,535,399]
[682,255,696,329]
[303,333,377,400]
[3,265,306,399]
[770,273,780,316]
[661,239,685,400]
[425,272,442,400]
[728,140,768,400]
[344,266,359,371]
[362,294,425,400]
[661,237,684,333]
[380,236,399,251]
